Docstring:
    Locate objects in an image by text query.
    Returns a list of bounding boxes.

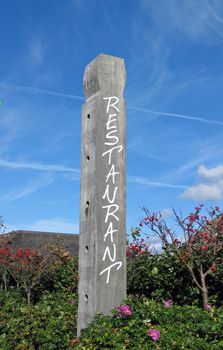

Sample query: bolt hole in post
[87,113,90,119]
[85,201,90,218]
[85,245,89,252]
[86,155,90,161]
[85,294,88,303]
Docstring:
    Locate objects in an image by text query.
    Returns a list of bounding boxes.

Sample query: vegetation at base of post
[75,297,223,349]
[0,205,222,349]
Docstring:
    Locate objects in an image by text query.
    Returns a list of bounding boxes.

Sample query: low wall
[1,230,79,256]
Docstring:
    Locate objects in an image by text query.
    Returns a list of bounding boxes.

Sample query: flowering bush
[8,247,49,304]
[1,290,222,349]
[0,246,9,290]
[0,235,79,348]
[0,234,12,291]
[127,250,200,306]
[140,205,223,307]
[126,227,152,259]
[76,296,223,349]
[0,229,78,304]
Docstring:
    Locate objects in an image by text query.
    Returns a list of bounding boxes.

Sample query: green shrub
[76,297,223,350]
[0,235,79,304]
[127,241,223,307]
[0,290,78,350]
[140,206,223,308]
[34,255,78,300]
[127,252,201,306]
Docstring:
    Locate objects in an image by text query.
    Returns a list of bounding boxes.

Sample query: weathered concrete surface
[77,54,126,336]
[1,230,79,256]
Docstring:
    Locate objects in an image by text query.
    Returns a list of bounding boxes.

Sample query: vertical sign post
[77,54,126,336]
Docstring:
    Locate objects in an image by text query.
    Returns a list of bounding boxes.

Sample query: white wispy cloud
[127,0,223,131]
[1,159,186,190]
[159,139,223,184]
[0,82,84,101]
[0,174,55,204]
[63,173,80,181]
[205,1,223,26]
[181,164,223,201]
[127,175,187,189]
[0,110,25,157]
[7,218,79,234]
[128,105,223,126]
[1,82,222,126]
[0,159,79,174]
[127,134,168,163]
[142,0,223,42]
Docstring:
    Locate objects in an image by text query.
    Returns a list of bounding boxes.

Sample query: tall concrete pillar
[77,54,126,336]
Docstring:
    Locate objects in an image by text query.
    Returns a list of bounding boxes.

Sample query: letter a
[106,164,120,184]
[104,221,118,242]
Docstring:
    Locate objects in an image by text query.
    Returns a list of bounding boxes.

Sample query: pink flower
[188,214,195,223]
[164,299,172,308]
[211,264,217,272]
[149,328,160,341]
[117,304,132,318]
[204,303,212,310]
[71,299,76,305]
[201,232,209,240]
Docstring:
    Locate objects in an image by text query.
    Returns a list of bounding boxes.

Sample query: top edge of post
[83,53,126,99]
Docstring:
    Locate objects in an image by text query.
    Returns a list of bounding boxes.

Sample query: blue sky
[0,0,223,238]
